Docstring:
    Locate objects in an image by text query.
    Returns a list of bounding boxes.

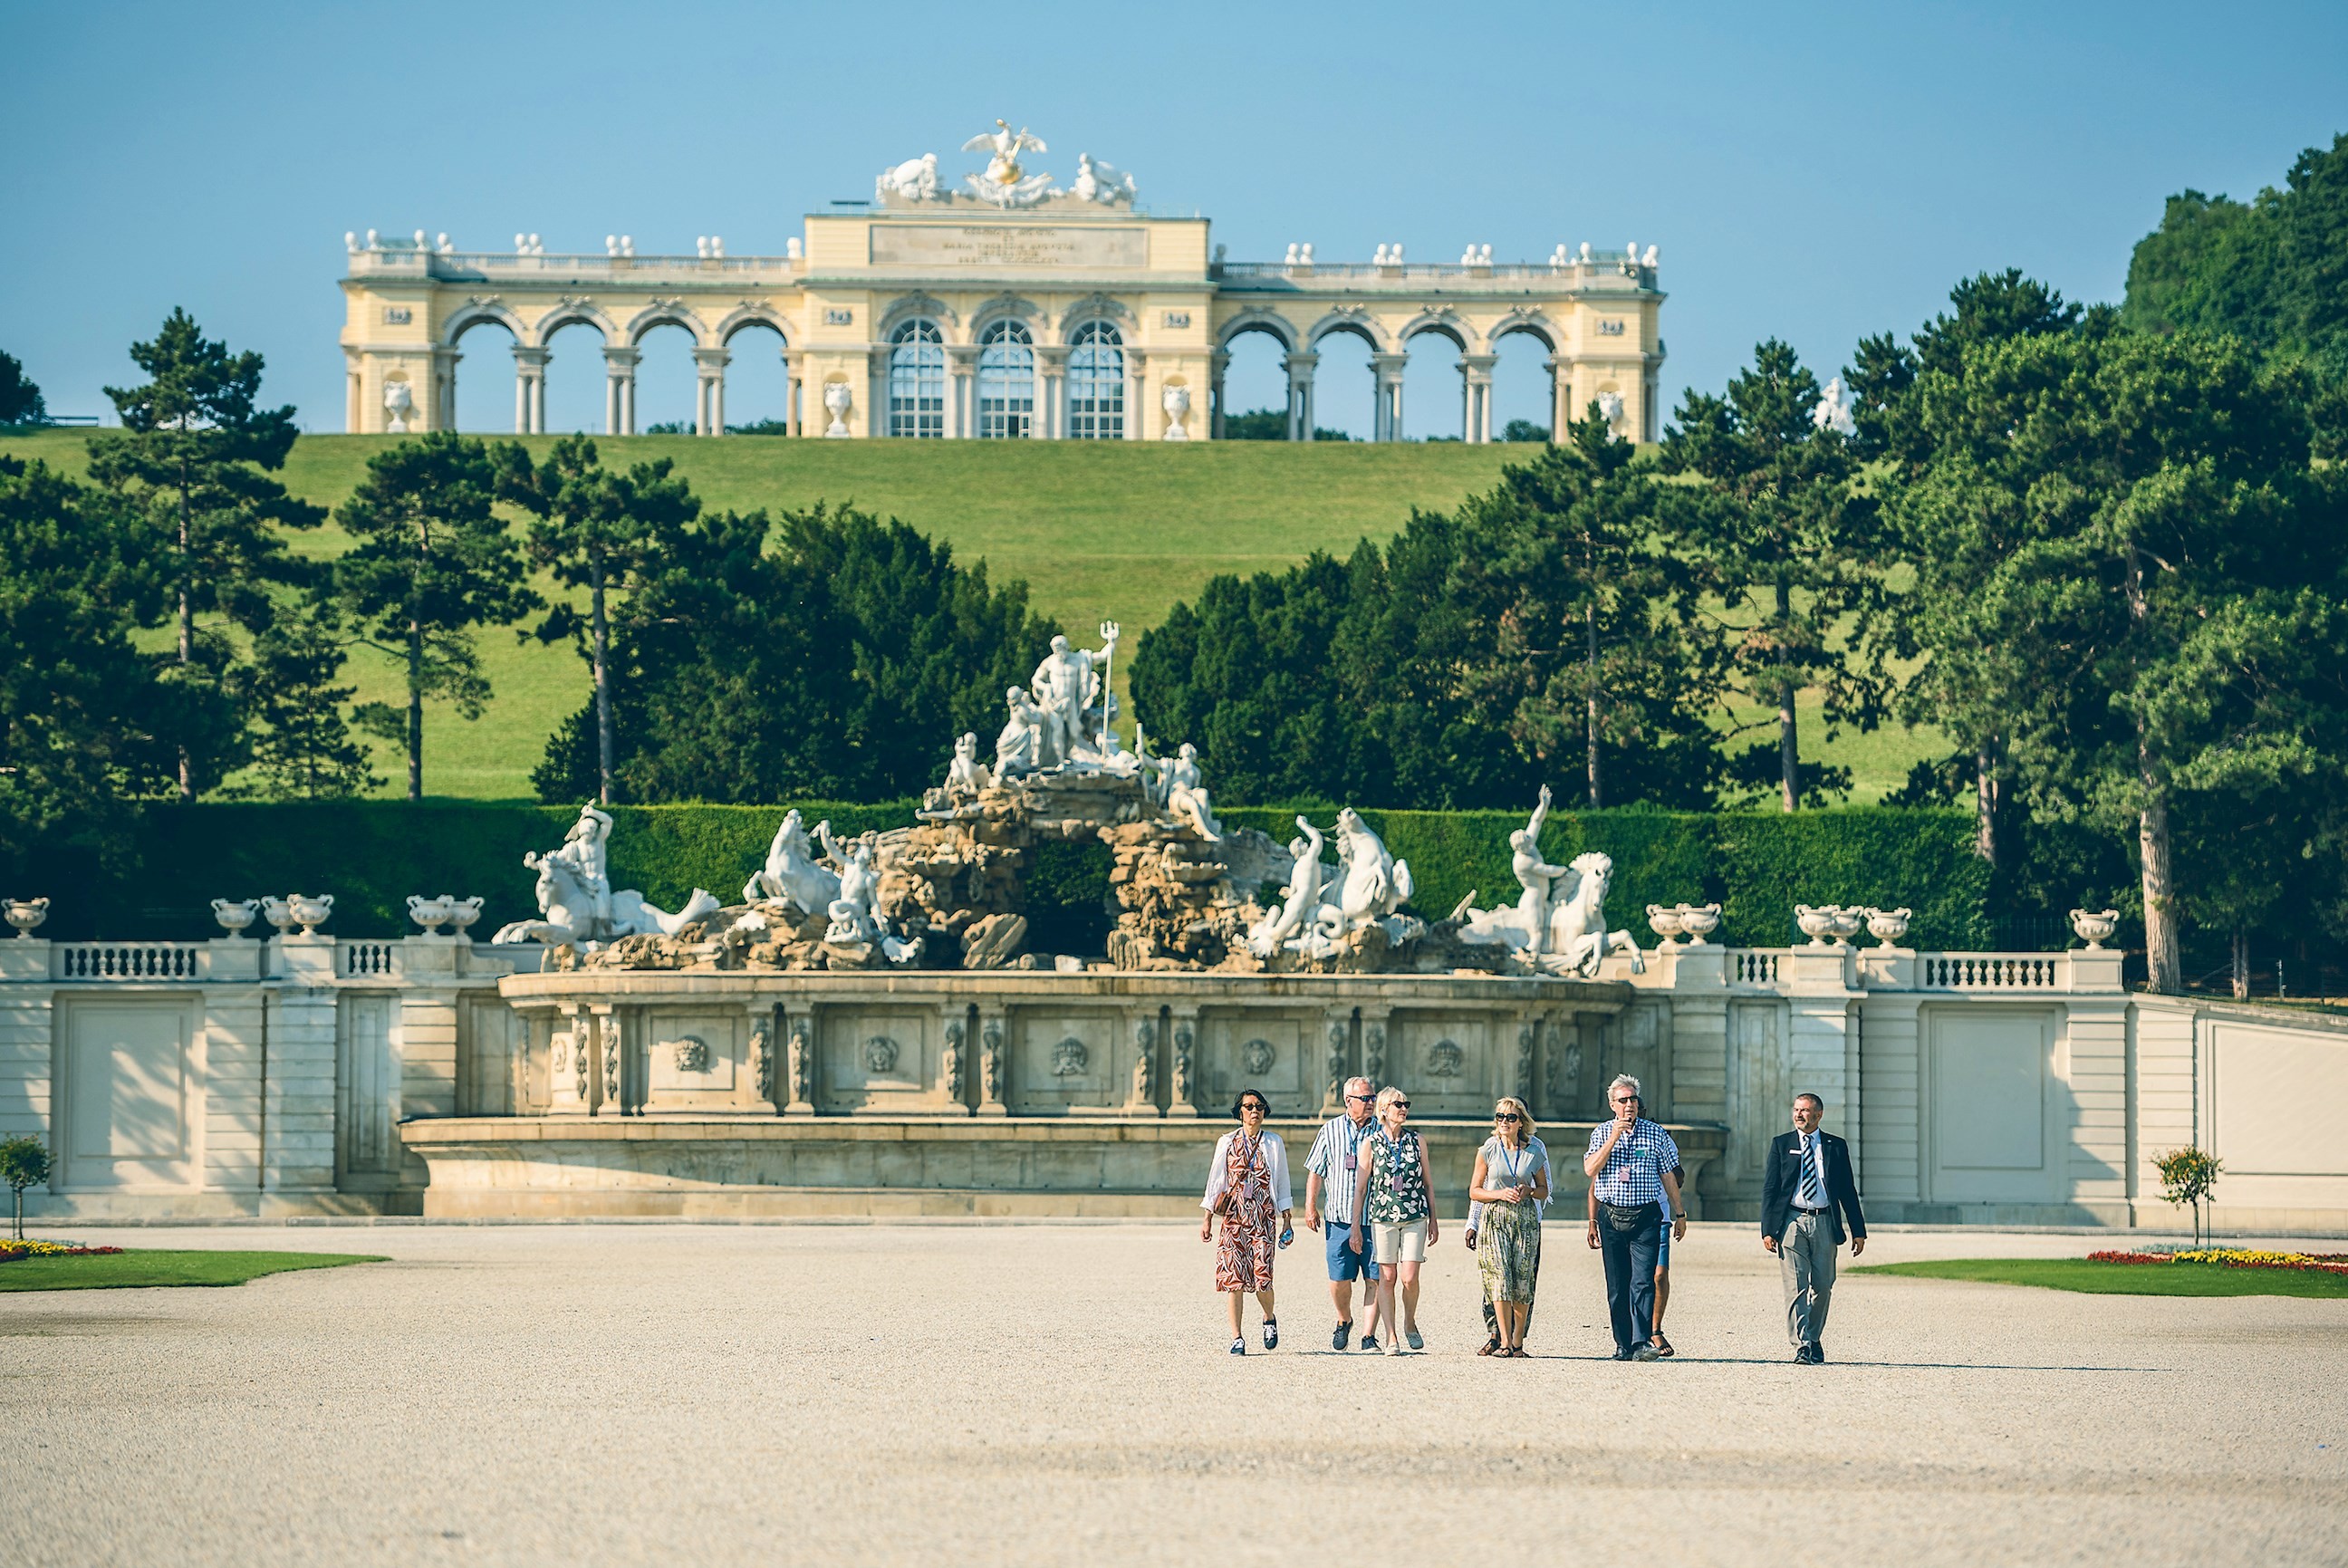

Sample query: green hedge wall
[39,800,1991,948]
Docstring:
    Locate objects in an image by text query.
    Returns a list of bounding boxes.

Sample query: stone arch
[968,292,1042,342]
[1488,308,1558,352]
[716,303,790,346]
[445,300,524,346]
[1056,292,1132,342]
[534,300,617,347]
[1305,308,1389,351]
[1398,307,1471,351]
[876,291,958,341]
[625,300,710,348]
[1216,308,1298,352]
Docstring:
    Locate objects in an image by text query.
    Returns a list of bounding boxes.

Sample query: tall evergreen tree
[0,351,46,428]
[1660,340,1882,811]
[88,311,325,798]
[1894,327,2348,993]
[333,433,541,800]
[505,436,699,804]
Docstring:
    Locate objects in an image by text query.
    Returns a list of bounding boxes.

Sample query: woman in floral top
[1348,1086,1439,1354]
[1200,1091,1294,1355]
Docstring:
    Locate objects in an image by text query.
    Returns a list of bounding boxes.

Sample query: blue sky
[5,1,2343,440]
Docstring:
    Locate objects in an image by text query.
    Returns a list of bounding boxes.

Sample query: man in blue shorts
[1304,1076,1384,1351]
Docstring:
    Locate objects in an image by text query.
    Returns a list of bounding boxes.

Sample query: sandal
[1653,1335,1674,1358]
[1477,1342,1497,1356]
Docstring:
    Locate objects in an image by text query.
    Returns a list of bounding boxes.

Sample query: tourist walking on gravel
[1201,1091,1294,1354]
[1583,1099,1686,1358]
[1468,1097,1548,1355]
[1584,1074,1685,1361]
[1762,1092,1866,1364]
[1304,1075,1385,1351]
[1349,1086,1439,1354]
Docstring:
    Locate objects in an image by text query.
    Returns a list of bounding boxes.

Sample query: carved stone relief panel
[817,1008,931,1112]
[1009,1010,1119,1114]
[1197,1013,1308,1111]
[1386,1011,1501,1119]
[644,1013,740,1094]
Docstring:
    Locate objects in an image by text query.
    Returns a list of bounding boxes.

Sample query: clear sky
[5,1,2343,440]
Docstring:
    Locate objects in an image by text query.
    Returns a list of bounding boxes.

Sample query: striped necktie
[1799,1133,1825,1208]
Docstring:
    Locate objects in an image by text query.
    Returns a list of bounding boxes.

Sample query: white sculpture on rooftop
[963,120,1055,207]
[876,152,943,204]
[1070,153,1135,206]
[1812,375,1858,438]
[492,803,718,947]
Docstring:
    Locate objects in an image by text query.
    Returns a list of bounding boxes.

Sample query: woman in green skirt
[1468,1096,1550,1355]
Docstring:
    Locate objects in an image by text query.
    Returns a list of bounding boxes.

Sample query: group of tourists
[1199,1073,1868,1362]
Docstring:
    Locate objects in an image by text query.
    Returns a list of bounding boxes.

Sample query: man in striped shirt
[1583,1073,1686,1361]
[1304,1076,1384,1352]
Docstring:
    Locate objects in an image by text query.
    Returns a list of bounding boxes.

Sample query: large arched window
[1066,321,1124,439]
[888,320,945,438]
[977,320,1034,439]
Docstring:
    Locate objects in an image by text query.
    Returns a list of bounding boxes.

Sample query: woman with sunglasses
[1468,1096,1549,1355]
[1348,1086,1439,1354]
[1200,1090,1294,1354]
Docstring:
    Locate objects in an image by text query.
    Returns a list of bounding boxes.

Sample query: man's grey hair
[1344,1075,1374,1095]
[1794,1092,1824,1111]
[1609,1073,1641,1099]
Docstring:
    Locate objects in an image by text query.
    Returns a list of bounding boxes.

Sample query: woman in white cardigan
[1200,1091,1294,1354]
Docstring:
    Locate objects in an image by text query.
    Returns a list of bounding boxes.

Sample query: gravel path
[2,1223,2341,1566]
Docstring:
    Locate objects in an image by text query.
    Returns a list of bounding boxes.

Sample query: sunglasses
[1344,1093,1372,1103]
[1391,1099,1411,1111]
[1495,1112,1522,1123]
[1239,1101,1267,1114]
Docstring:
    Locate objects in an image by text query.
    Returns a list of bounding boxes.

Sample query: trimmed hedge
[37,799,1991,949]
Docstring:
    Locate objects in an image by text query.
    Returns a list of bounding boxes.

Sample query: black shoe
[1333,1320,1352,1352]
[1809,1342,1825,1363]
[1262,1318,1278,1352]
[1360,1335,1379,1352]
[1794,1343,1819,1364]
[1229,1337,1246,1356]
[1612,1347,1636,1361]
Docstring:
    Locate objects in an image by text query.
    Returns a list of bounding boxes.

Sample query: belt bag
[1600,1200,1659,1234]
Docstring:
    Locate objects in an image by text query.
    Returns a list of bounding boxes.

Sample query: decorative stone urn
[1645,904,1686,945]
[2070,908,2121,949]
[261,897,295,935]
[286,893,334,935]
[1825,907,1866,946]
[1863,906,1912,948]
[822,381,852,438]
[211,898,259,938]
[4,896,48,939]
[406,894,454,935]
[445,895,484,937]
[1675,903,1721,945]
[1794,904,1842,947]
[1161,383,1191,441]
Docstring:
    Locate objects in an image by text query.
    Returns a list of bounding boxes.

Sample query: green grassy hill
[1,430,1938,802]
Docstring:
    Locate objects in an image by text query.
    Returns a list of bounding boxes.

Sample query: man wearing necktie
[1761,1092,1866,1364]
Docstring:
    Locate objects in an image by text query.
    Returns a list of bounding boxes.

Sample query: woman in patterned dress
[1348,1086,1439,1355]
[1469,1096,1550,1356]
[1200,1091,1294,1354]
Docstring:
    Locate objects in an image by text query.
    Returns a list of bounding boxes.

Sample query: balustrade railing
[350,250,801,280]
[339,940,399,978]
[1213,260,1654,286]
[1729,949,1785,986]
[1918,953,2064,990]
[53,942,205,980]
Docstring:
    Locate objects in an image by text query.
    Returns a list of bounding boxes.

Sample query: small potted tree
[2151,1146,2222,1247]
[0,1135,50,1241]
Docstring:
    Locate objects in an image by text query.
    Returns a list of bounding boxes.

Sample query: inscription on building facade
[870,225,1149,269]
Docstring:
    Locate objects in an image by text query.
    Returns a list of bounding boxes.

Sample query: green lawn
[2,428,1943,802]
[1854,1257,2348,1298]
[0,1249,385,1292]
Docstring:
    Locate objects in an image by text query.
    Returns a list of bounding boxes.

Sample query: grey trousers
[1778,1210,1838,1349]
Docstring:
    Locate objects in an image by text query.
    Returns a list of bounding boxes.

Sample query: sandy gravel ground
[0,1221,2341,1567]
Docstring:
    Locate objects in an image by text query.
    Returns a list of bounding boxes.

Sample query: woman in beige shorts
[1347,1086,1439,1353]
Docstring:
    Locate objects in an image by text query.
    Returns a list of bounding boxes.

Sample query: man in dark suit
[1760,1092,1866,1364]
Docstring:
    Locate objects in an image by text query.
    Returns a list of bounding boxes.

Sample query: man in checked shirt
[1583,1073,1686,1361]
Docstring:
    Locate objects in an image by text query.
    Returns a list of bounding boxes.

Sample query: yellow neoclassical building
[338,129,1665,443]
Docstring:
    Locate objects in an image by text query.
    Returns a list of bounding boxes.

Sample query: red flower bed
[0,1240,124,1263]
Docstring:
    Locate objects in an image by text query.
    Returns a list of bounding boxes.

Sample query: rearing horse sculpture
[493,852,717,948]
[742,808,843,914]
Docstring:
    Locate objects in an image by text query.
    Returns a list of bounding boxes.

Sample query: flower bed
[0,1239,124,1263]
[2087,1246,2348,1275]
